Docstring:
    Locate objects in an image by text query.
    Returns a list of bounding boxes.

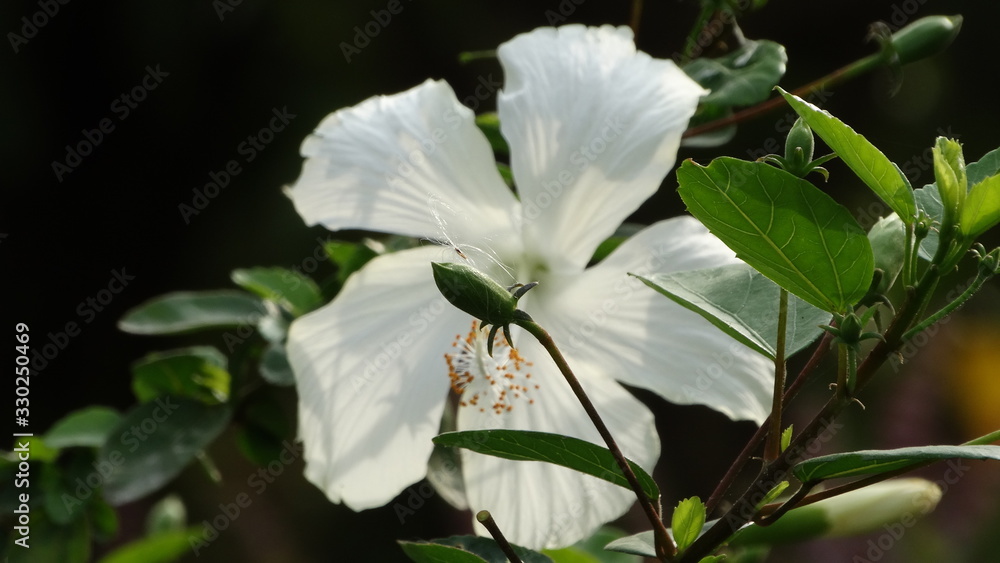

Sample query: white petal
[531,217,775,424]
[455,332,659,549]
[287,79,520,251]
[497,25,707,271]
[287,246,472,509]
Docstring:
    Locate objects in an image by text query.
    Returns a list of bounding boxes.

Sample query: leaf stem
[683,50,887,140]
[680,266,944,562]
[764,289,789,461]
[903,269,992,340]
[515,317,676,561]
[704,330,833,515]
[629,0,644,37]
[477,511,523,563]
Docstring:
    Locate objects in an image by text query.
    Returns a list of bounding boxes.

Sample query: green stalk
[477,511,522,563]
[683,50,888,140]
[515,318,676,561]
[903,269,993,340]
[764,289,789,462]
[679,266,944,562]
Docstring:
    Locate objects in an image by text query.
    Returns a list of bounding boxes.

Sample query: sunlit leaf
[779,88,916,222]
[118,291,264,335]
[433,430,658,502]
[677,158,873,313]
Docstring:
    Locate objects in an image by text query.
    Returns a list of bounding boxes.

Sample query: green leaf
[259,343,295,386]
[96,526,202,563]
[677,158,874,313]
[792,444,1000,482]
[683,40,787,108]
[475,113,509,156]
[131,347,230,404]
[325,239,382,285]
[672,497,707,552]
[867,213,906,292]
[45,407,122,449]
[231,267,322,317]
[10,435,59,462]
[914,182,944,260]
[434,536,553,563]
[590,223,644,264]
[635,263,830,359]
[966,146,1000,186]
[755,481,789,511]
[98,397,231,505]
[118,290,264,335]
[698,557,727,563]
[780,425,794,453]
[544,527,638,563]
[4,511,90,563]
[433,430,658,502]
[41,463,79,524]
[681,104,737,149]
[399,541,489,563]
[778,88,916,222]
[87,495,119,542]
[604,530,656,558]
[960,173,1000,239]
[235,392,292,467]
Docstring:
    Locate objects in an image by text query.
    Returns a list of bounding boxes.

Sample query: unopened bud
[933,137,967,229]
[432,262,518,327]
[891,15,963,66]
[785,118,816,168]
[730,478,942,546]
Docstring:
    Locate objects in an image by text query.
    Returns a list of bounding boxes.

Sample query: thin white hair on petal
[424,193,516,282]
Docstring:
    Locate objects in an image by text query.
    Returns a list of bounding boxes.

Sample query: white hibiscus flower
[285,24,774,549]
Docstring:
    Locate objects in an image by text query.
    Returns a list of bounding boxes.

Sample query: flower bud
[784,117,816,169]
[730,478,942,546]
[432,262,517,327]
[821,478,942,537]
[933,137,967,229]
[891,15,963,66]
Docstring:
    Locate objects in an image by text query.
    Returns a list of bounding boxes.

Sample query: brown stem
[477,511,523,563]
[680,268,942,562]
[682,52,885,140]
[764,289,790,461]
[629,0,644,37]
[516,318,676,560]
[704,330,834,514]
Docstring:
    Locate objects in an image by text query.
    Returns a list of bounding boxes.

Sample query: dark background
[4,0,1000,561]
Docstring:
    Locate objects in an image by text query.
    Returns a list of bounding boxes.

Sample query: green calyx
[431,262,537,356]
[759,118,836,180]
[890,15,963,66]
